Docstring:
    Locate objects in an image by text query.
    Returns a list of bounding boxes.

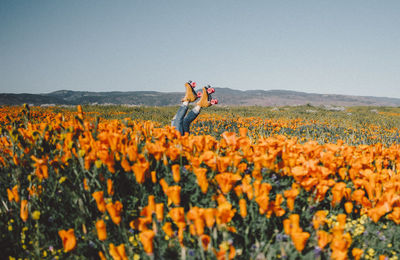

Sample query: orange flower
[7,185,19,203]
[107,179,114,196]
[283,187,299,211]
[140,229,155,254]
[193,167,209,194]
[20,199,28,222]
[316,230,331,249]
[109,243,128,260]
[344,202,353,214]
[83,178,89,191]
[221,132,237,148]
[291,231,310,252]
[92,191,106,213]
[106,201,123,225]
[203,208,216,228]
[95,219,107,241]
[132,157,149,184]
[98,251,106,260]
[159,178,169,194]
[217,202,236,225]
[148,195,155,214]
[162,222,174,237]
[155,203,164,221]
[331,182,347,206]
[387,207,400,224]
[171,164,180,183]
[215,172,241,194]
[273,194,285,217]
[166,186,181,205]
[58,229,76,252]
[200,234,211,250]
[312,210,328,229]
[187,207,205,235]
[151,170,157,183]
[168,207,185,227]
[239,198,247,218]
[352,248,363,260]
[337,214,347,230]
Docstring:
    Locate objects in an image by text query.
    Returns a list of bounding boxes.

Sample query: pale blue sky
[1,1,399,98]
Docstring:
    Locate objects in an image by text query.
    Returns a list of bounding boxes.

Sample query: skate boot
[197,85,217,107]
[182,80,198,102]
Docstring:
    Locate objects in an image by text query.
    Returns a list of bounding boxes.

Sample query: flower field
[2,104,400,259]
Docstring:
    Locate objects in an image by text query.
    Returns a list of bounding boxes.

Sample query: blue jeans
[171,104,200,135]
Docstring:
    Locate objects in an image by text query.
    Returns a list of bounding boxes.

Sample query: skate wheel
[211,99,218,105]
[207,87,215,94]
[191,81,196,88]
[197,92,202,98]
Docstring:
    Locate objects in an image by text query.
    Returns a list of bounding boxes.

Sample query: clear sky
[1,1,399,98]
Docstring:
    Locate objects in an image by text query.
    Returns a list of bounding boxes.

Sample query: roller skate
[182,80,198,102]
[197,85,218,107]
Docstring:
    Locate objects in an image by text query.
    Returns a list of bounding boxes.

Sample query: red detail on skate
[191,82,197,88]
[211,99,218,105]
[197,92,202,98]
[207,88,215,94]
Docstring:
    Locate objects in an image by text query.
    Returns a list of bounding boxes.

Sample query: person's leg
[182,86,218,134]
[171,101,189,135]
[182,105,201,134]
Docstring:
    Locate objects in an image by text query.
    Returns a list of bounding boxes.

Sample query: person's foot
[182,81,198,102]
[197,86,214,107]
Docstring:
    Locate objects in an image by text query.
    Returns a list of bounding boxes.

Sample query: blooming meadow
[1,105,400,259]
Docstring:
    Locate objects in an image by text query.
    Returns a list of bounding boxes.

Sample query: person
[171,81,218,135]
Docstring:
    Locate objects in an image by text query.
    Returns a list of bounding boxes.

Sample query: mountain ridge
[1,88,399,107]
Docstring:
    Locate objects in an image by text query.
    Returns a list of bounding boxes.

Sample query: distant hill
[1,88,400,107]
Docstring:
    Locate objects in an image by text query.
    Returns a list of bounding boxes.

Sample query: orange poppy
[92,191,106,213]
[217,202,236,225]
[166,185,181,206]
[83,178,89,191]
[58,228,76,252]
[215,172,241,194]
[98,251,106,260]
[140,230,155,254]
[148,195,155,214]
[95,219,107,241]
[107,179,114,196]
[352,248,363,260]
[155,203,164,221]
[168,207,185,227]
[162,222,174,237]
[387,207,400,224]
[200,234,211,250]
[106,201,123,225]
[109,243,128,260]
[203,208,216,228]
[239,198,247,218]
[159,178,169,194]
[151,170,157,183]
[291,231,310,252]
[312,210,328,229]
[20,199,28,222]
[284,187,299,211]
[132,157,149,184]
[273,194,285,217]
[7,185,19,203]
[187,207,205,235]
[193,167,209,194]
[171,164,180,183]
[316,230,331,249]
[331,182,347,206]
[344,202,353,214]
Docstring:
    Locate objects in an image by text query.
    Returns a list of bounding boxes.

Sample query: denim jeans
[171,104,200,135]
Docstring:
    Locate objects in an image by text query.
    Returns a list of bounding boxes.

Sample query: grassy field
[1,104,400,259]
